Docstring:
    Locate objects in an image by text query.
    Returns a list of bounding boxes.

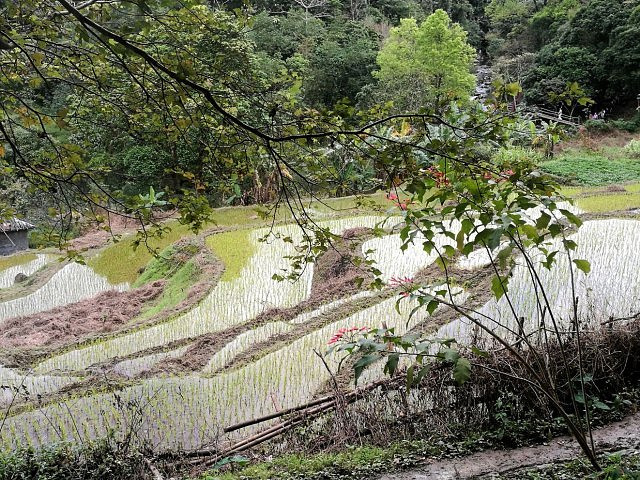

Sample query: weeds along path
[379,411,640,480]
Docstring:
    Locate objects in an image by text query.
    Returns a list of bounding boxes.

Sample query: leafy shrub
[625,139,640,159]
[583,119,613,134]
[611,114,640,133]
[584,114,640,134]
[0,438,149,480]
[492,147,544,166]
[540,155,640,185]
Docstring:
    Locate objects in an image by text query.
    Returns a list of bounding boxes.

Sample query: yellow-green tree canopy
[374,10,477,111]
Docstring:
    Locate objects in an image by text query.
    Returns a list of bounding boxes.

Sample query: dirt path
[379,413,640,480]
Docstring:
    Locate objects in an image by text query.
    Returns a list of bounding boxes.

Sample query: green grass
[541,154,640,186]
[88,222,194,285]
[0,252,37,272]
[206,229,256,282]
[575,193,640,213]
[136,260,198,320]
[558,182,640,213]
[204,446,395,480]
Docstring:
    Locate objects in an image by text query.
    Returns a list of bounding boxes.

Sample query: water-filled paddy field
[1,209,639,452]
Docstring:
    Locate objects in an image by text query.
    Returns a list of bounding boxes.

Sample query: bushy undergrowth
[625,140,640,159]
[0,438,150,480]
[204,320,640,479]
[584,115,640,134]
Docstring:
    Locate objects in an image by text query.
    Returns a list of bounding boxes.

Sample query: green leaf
[406,365,414,392]
[592,400,611,411]
[536,212,551,230]
[426,299,439,316]
[415,365,430,385]
[453,357,471,385]
[384,353,400,376]
[491,275,508,300]
[354,354,379,385]
[560,209,582,227]
[441,348,459,363]
[471,346,489,358]
[211,455,250,470]
[573,259,591,274]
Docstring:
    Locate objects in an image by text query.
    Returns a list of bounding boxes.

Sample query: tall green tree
[373,9,476,111]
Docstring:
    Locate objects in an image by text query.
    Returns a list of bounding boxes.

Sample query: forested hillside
[2,0,639,232]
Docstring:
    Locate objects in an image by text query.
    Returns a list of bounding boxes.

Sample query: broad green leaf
[453,357,471,385]
[573,259,591,274]
[491,275,508,300]
[354,354,379,385]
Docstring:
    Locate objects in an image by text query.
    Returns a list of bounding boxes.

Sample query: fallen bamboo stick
[223,393,337,433]
[186,377,405,467]
[223,377,393,434]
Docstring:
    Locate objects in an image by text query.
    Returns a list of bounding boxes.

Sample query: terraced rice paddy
[0,211,638,454]
[0,262,129,321]
[0,254,50,289]
[437,219,640,345]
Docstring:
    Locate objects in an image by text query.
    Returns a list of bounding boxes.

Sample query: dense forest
[1,0,639,235]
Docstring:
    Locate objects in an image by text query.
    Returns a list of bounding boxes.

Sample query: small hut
[0,218,35,256]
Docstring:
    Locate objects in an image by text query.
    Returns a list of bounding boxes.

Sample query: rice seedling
[437,219,640,345]
[0,253,37,273]
[206,229,256,282]
[362,226,457,281]
[0,366,79,406]
[0,263,128,322]
[0,254,50,289]
[0,293,438,450]
[5,215,637,456]
[201,322,293,374]
[289,291,376,325]
[34,217,384,374]
[112,345,190,378]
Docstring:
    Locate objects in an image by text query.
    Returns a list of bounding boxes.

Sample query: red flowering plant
[327,326,368,345]
[388,276,415,297]
[291,105,598,469]
[327,325,472,388]
[386,191,414,211]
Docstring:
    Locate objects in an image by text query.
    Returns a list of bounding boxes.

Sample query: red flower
[328,326,368,344]
[386,193,398,201]
[389,276,414,286]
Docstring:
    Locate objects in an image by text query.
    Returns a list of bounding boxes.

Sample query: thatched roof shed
[1,217,35,255]
[1,218,35,233]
